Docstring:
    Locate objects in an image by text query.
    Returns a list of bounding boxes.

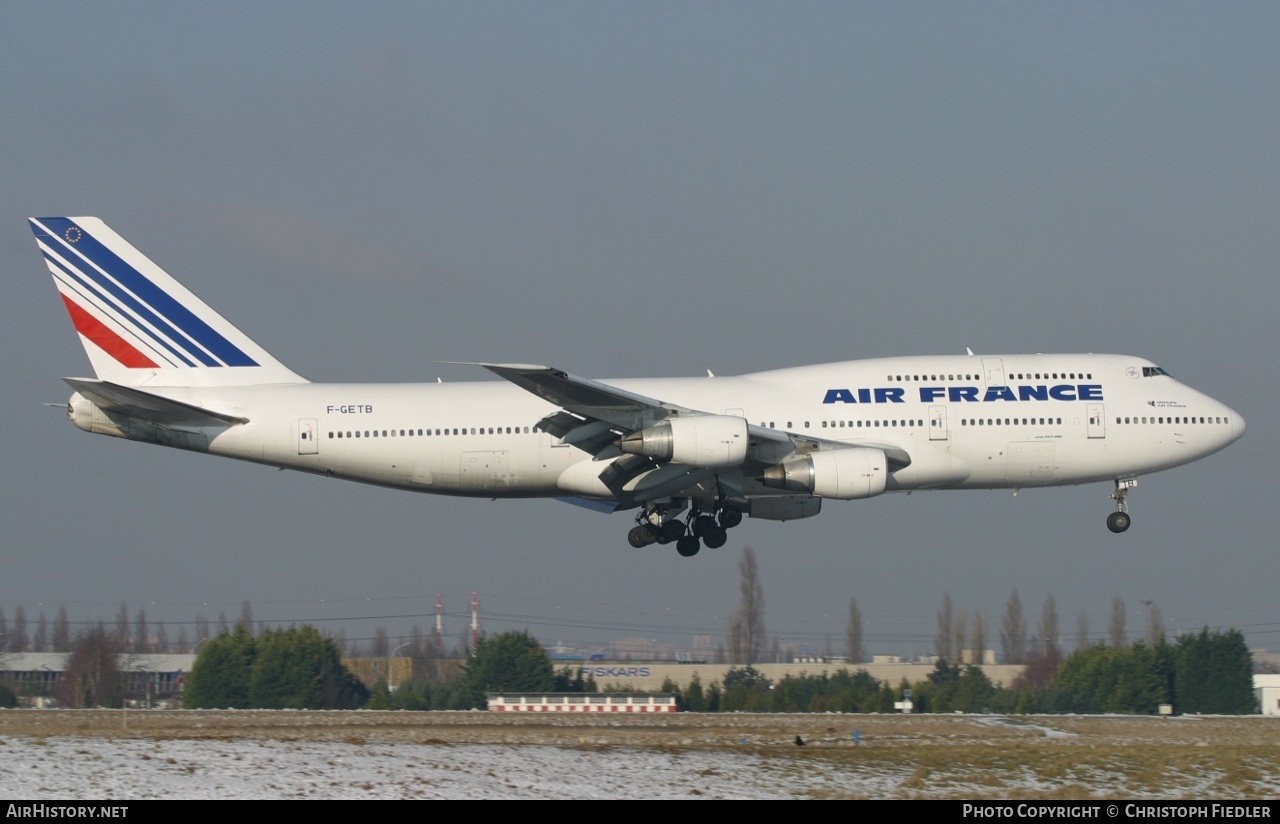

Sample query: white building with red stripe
[487,693,678,712]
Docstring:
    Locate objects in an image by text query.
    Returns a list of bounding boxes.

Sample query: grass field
[3,710,1278,799]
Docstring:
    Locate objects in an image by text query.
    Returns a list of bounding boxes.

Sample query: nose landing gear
[1107,478,1137,533]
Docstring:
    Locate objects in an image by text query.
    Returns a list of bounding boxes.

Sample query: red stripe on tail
[60,294,160,369]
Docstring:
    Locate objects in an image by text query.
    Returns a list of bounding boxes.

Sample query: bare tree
[935,593,954,661]
[373,626,390,658]
[1109,597,1127,647]
[9,606,28,653]
[727,546,766,663]
[216,612,230,636]
[971,611,987,665]
[845,597,864,664]
[409,624,429,658]
[133,608,151,654]
[154,621,169,654]
[34,611,49,653]
[194,615,211,646]
[52,606,71,652]
[115,603,130,651]
[953,609,968,664]
[236,601,254,635]
[176,625,190,653]
[0,607,7,650]
[1075,612,1090,651]
[1000,589,1027,664]
[1144,601,1166,646]
[55,625,122,708]
[1039,594,1059,655]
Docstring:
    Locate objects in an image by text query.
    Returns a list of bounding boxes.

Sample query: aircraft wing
[475,363,911,485]
[64,378,249,426]
[476,363,691,432]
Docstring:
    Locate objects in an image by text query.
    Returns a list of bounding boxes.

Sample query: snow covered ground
[2,736,890,800]
[3,712,1277,800]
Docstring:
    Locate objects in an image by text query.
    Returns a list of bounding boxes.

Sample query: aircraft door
[981,358,1006,387]
[297,418,319,455]
[1087,404,1106,439]
[929,405,948,441]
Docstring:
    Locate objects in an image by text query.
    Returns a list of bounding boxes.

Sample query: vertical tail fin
[29,217,308,387]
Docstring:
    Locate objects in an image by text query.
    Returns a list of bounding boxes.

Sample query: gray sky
[3,2,1276,658]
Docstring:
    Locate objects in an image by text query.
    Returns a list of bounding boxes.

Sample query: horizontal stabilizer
[64,378,248,426]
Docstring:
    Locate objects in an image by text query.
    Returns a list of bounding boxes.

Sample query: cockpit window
[1143,366,1171,377]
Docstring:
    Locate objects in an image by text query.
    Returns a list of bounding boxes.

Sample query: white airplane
[31,216,1246,557]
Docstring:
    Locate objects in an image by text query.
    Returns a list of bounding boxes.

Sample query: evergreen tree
[458,630,555,708]
[249,625,366,709]
[552,665,593,693]
[1174,628,1256,714]
[684,673,708,712]
[720,665,771,711]
[366,679,393,710]
[183,627,256,708]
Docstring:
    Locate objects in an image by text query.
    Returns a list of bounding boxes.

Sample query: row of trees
[720,546,1221,666]
[659,627,1256,715]
[0,601,462,659]
[0,602,257,655]
[373,626,1257,715]
[9,620,1256,714]
[0,605,73,653]
[0,557,1254,665]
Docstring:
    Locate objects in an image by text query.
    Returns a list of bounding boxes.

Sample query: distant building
[487,693,678,713]
[1254,674,1280,716]
[0,653,194,708]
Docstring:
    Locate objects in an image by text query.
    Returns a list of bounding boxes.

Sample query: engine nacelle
[758,448,888,500]
[748,495,822,521]
[618,415,748,468]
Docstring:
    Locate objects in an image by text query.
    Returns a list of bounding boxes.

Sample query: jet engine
[758,448,887,500]
[618,415,748,468]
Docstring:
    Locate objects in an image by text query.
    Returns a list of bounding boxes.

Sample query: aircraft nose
[1230,408,1246,441]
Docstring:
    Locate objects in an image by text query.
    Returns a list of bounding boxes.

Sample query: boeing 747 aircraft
[30,217,1246,556]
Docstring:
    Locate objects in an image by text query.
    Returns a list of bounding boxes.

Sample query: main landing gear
[627,502,744,557]
[1107,478,1137,533]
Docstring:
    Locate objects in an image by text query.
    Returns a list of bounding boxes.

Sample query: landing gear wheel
[662,520,686,544]
[676,535,701,557]
[693,514,717,537]
[718,506,743,529]
[1106,511,1131,533]
[649,523,671,545]
[702,526,728,549]
[627,526,652,548]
